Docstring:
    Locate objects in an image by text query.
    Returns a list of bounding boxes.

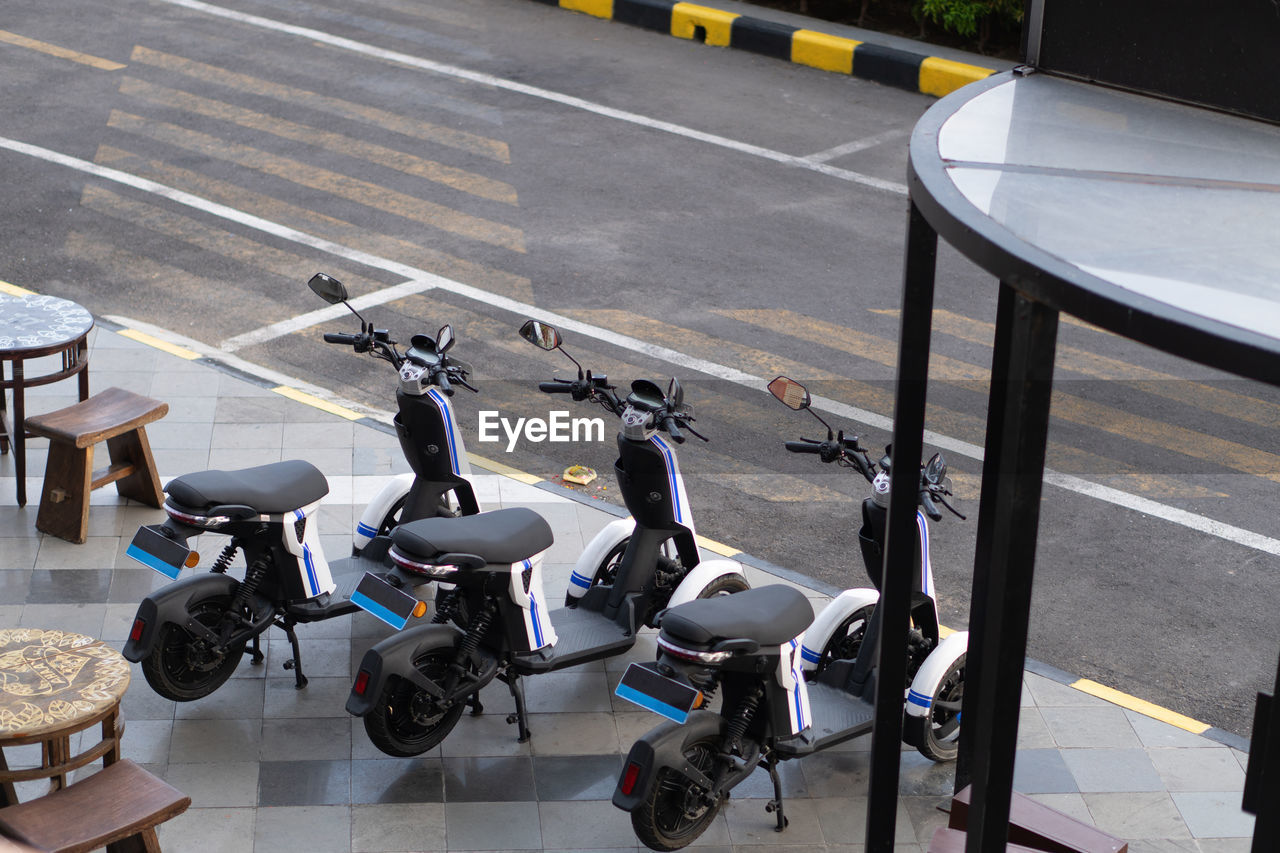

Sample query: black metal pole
[1250,651,1280,851]
[866,200,937,853]
[959,283,1058,853]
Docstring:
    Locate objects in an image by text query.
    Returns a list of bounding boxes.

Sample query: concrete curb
[528,0,998,97]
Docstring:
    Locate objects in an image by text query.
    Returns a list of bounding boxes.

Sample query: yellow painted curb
[0,279,35,297]
[560,0,612,19]
[272,386,364,421]
[467,452,544,485]
[1071,678,1212,734]
[919,55,994,98]
[671,3,739,47]
[117,328,202,360]
[696,534,741,558]
[791,30,857,75]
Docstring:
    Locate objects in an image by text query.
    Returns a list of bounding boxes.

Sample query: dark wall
[1030,0,1280,125]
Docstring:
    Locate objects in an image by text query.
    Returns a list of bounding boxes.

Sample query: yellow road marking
[726,307,1280,486]
[106,111,526,253]
[0,30,124,70]
[117,327,201,360]
[118,77,517,205]
[273,386,363,420]
[1071,679,1211,734]
[791,30,857,75]
[0,279,34,297]
[468,452,543,484]
[671,3,740,47]
[696,534,740,557]
[130,46,508,163]
[92,146,533,302]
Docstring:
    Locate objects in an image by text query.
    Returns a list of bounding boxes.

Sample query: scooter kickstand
[504,673,531,743]
[280,619,308,690]
[763,756,788,832]
[466,692,484,716]
[247,634,264,665]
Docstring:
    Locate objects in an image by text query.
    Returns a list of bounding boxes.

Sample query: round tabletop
[908,70,1280,384]
[0,629,130,740]
[0,294,94,356]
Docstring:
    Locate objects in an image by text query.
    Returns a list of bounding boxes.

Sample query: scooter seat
[166,460,329,514]
[658,584,814,648]
[392,507,553,566]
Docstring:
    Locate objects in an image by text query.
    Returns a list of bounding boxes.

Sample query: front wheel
[141,593,246,702]
[916,653,964,762]
[631,732,727,851]
[814,605,875,674]
[363,646,469,756]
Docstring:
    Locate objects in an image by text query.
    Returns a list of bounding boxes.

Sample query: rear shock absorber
[209,542,238,574]
[725,685,762,755]
[229,555,269,617]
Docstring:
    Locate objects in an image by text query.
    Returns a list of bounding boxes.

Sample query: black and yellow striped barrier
[529,0,995,97]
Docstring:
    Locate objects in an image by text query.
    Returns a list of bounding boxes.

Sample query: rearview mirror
[767,376,810,411]
[923,452,947,484]
[519,319,561,351]
[437,324,455,353]
[308,273,348,304]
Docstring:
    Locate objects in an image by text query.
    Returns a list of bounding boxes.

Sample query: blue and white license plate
[125,524,190,580]
[615,661,702,724]
[350,572,421,631]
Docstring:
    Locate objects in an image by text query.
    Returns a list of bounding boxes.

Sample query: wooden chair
[948,784,1128,853]
[24,388,168,544]
[0,760,190,853]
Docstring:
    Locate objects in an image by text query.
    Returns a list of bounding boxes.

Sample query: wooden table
[0,628,130,808]
[0,293,94,507]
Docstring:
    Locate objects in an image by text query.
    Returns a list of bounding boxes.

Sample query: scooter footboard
[346,624,462,717]
[613,710,728,812]
[122,572,242,662]
[902,631,968,745]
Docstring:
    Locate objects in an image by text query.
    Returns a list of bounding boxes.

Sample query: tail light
[353,669,371,696]
[620,762,642,796]
[129,618,146,643]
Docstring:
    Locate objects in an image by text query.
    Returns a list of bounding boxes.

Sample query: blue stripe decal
[800,645,820,664]
[916,511,930,596]
[350,589,410,630]
[523,560,544,648]
[907,689,932,709]
[428,387,461,475]
[356,521,378,538]
[569,570,592,590]
[650,435,682,523]
[789,640,806,729]
[126,544,182,580]
[614,683,690,724]
[295,509,320,596]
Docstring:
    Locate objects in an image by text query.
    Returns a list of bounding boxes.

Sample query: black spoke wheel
[917,653,965,762]
[363,647,468,757]
[815,604,875,674]
[591,537,628,587]
[141,593,245,702]
[631,733,725,851]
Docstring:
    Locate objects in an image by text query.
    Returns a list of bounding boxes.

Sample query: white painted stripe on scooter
[150,0,908,196]
[8,137,1279,559]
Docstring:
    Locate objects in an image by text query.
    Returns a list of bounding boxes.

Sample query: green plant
[919,0,1021,51]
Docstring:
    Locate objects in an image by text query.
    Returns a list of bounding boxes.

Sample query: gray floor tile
[351,757,444,804]
[1023,673,1109,708]
[169,718,263,763]
[526,711,623,756]
[262,675,352,718]
[438,710,533,758]
[1081,791,1192,840]
[174,676,266,720]
[443,755,536,801]
[120,718,174,764]
[813,796,913,846]
[1148,748,1246,792]
[524,670,613,713]
[1062,747,1164,792]
[444,800,542,850]
[539,799,638,849]
[261,716,353,761]
[166,761,261,807]
[532,754,624,801]
[33,537,120,570]
[254,805,352,852]
[352,802,446,852]
[259,759,353,806]
[1040,705,1142,749]
[19,602,106,638]
[1170,792,1256,838]
[156,807,257,853]
[26,568,112,603]
[1012,748,1079,794]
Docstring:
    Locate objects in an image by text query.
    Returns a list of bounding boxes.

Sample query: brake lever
[935,491,966,520]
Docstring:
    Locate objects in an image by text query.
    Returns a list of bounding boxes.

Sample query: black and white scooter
[343,320,751,755]
[121,273,481,701]
[611,376,968,851]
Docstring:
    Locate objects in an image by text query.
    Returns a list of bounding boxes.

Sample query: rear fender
[122,572,242,662]
[613,710,728,812]
[665,559,749,608]
[346,624,462,717]
[798,588,880,672]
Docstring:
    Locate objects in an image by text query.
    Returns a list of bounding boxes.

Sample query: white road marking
[153,0,908,196]
[805,128,908,163]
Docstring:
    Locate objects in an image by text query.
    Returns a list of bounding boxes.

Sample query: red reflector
[353,670,371,696]
[129,618,146,643]
[621,762,642,796]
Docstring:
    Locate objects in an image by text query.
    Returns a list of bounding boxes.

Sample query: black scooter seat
[659,584,814,648]
[392,507,553,566]
[166,460,329,515]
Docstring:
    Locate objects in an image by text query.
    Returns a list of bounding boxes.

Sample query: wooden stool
[24,388,168,544]
[0,759,189,853]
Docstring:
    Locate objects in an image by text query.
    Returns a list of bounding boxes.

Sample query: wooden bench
[0,759,189,853]
[948,785,1128,853]
[930,827,1048,852]
[24,388,167,544]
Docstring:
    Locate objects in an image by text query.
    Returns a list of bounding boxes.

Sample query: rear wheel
[916,654,964,762]
[694,573,750,599]
[363,647,468,756]
[141,593,246,702]
[631,732,726,851]
[814,604,875,674]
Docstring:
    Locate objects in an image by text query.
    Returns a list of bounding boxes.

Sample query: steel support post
[957,282,1059,853]
[1249,652,1279,851]
[866,200,937,852]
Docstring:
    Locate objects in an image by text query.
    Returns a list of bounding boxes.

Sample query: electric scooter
[611,376,969,851]
[343,320,751,755]
[121,273,481,702]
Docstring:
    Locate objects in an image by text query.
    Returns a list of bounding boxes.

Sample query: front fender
[346,624,462,717]
[566,517,635,600]
[353,473,415,551]
[905,631,967,719]
[612,710,727,812]
[665,559,749,609]
[799,588,880,672]
[122,573,241,662]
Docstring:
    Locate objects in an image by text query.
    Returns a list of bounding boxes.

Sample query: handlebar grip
[784,441,823,454]
[436,371,453,396]
[323,332,360,345]
[663,417,686,444]
[538,381,575,393]
[919,490,943,521]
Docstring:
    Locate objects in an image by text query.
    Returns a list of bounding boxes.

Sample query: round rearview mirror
[308,272,348,305]
[519,319,561,351]
[436,324,455,353]
[767,376,810,411]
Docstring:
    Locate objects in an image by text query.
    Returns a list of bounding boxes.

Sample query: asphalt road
[2,0,1276,738]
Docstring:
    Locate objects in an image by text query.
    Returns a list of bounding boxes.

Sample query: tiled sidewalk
[0,325,1256,852]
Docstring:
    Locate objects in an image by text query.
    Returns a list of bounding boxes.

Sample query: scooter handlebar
[538,381,575,394]
[663,416,685,444]
[784,441,823,454]
[919,489,943,521]
[323,332,361,345]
